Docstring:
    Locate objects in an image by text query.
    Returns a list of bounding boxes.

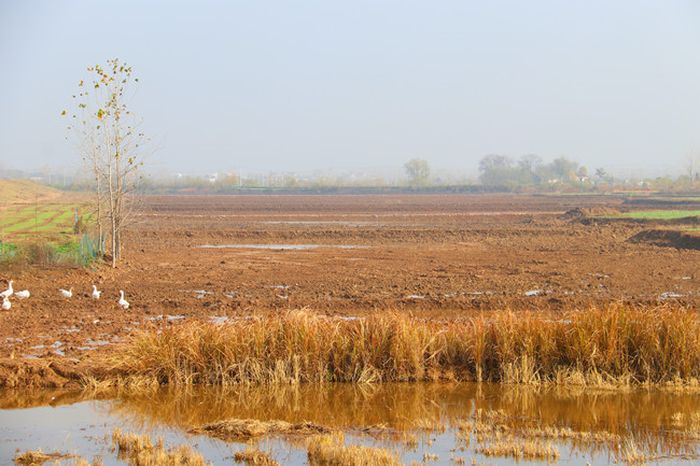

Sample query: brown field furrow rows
[0,193,698,385]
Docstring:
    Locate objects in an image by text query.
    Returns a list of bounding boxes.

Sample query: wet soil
[0,193,699,385]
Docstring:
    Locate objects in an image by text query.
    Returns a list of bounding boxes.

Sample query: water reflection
[2,383,700,464]
[96,384,700,434]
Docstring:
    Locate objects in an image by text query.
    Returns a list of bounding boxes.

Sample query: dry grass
[476,439,560,461]
[111,428,209,466]
[13,451,73,465]
[233,445,280,466]
[306,432,402,466]
[106,305,700,386]
[619,439,648,465]
[457,407,621,447]
[75,459,103,466]
[191,418,330,441]
[13,450,102,466]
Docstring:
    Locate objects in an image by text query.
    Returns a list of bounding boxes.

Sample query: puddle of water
[197,244,368,250]
[147,314,186,322]
[1,384,700,465]
[209,316,229,325]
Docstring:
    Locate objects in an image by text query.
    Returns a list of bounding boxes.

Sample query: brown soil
[629,229,700,251]
[1,193,698,387]
[560,206,621,220]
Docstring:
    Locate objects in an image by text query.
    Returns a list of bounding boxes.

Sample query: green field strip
[4,210,66,233]
[0,205,53,228]
[7,204,91,236]
[610,210,700,220]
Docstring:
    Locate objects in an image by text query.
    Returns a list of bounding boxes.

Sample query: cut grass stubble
[105,305,700,387]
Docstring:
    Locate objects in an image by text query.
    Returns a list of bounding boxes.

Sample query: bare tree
[684,153,700,184]
[64,59,146,267]
[404,158,430,186]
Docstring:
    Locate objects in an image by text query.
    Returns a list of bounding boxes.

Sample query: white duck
[59,288,73,298]
[118,290,129,309]
[15,290,30,299]
[0,280,13,299]
[91,285,101,300]
[2,297,10,311]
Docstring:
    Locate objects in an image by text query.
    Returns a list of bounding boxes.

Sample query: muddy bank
[0,358,96,389]
[629,229,700,251]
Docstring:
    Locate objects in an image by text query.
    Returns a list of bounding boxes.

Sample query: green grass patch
[612,210,700,220]
[0,235,100,268]
[0,203,91,238]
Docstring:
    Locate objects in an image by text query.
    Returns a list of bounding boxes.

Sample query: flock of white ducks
[1,280,129,310]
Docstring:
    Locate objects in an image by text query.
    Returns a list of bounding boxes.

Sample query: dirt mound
[628,229,700,251]
[560,207,620,220]
[191,418,331,440]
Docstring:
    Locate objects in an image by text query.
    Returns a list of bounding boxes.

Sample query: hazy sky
[1,1,699,177]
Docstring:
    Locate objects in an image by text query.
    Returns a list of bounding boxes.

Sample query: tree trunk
[107,149,117,268]
[94,168,103,256]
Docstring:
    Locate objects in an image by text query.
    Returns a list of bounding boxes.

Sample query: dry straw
[107,305,700,387]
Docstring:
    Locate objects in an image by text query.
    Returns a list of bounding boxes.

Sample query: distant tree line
[477,154,608,189]
[20,153,700,195]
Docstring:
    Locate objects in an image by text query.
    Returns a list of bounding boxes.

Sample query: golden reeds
[476,438,560,461]
[191,418,330,441]
[107,305,700,387]
[111,428,209,466]
[233,445,280,466]
[13,450,72,465]
[306,432,401,466]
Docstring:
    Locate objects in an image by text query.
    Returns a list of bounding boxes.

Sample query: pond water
[1,383,700,465]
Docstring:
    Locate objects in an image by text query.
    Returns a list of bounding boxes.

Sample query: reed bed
[108,305,700,386]
[111,428,209,466]
[476,439,560,461]
[13,450,73,465]
[191,418,330,441]
[233,445,280,466]
[306,432,401,466]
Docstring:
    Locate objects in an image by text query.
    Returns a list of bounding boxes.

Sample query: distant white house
[207,173,218,183]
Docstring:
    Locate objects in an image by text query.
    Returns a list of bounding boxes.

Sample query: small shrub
[73,214,88,234]
[0,237,99,269]
[0,242,18,264]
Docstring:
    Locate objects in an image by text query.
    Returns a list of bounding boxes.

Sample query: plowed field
[1,193,699,374]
